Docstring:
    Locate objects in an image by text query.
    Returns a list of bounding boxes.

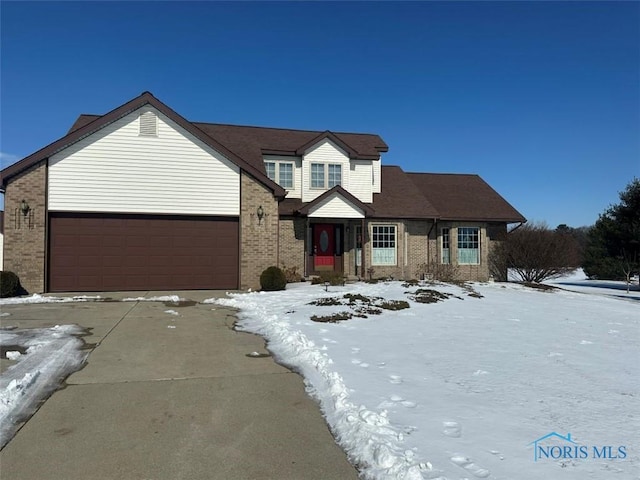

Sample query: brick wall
[278,217,306,276]
[3,161,47,293]
[434,222,492,282]
[240,172,279,290]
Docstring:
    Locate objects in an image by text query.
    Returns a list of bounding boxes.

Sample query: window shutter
[139,111,158,136]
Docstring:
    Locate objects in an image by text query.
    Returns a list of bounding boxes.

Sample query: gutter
[508,220,526,233]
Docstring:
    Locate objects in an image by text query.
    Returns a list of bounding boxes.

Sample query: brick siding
[3,161,47,293]
[240,172,279,290]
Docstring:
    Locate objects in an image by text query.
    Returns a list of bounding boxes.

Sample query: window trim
[310,162,342,190]
[457,227,480,265]
[371,224,397,266]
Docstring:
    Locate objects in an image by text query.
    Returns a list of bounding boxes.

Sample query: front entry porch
[305,221,365,278]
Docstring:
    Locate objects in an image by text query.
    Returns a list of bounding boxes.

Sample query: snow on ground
[212,279,638,480]
[0,325,88,449]
[544,268,640,301]
[121,295,184,302]
[0,294,101,305]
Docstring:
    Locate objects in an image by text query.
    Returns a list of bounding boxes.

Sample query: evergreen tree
[583,179,640,283]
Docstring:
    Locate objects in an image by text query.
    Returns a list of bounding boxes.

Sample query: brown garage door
[49,213,238,292]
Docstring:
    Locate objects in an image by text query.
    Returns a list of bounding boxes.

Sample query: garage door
[49,213,238,292]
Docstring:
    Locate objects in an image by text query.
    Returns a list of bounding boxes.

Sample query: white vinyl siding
[263,155,302,198]
[48,106,240,215]
[457,227,480,264]
[302,139,350,202]
[372,159,381,193]
[372,225,397,266]
[349,160,373,203]
[307,193,365,218]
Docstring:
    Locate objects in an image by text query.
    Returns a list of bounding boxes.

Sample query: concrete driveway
[0,291,359,480]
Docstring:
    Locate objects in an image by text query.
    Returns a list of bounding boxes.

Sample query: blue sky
[1,1,638,227]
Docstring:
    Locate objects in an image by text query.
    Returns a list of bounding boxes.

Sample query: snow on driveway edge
[215,293,431,480]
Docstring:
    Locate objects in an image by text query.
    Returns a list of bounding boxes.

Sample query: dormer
[261,129,386,203]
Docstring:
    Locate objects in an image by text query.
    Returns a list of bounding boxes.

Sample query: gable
[48,106,240,215]
[307,192,366,219]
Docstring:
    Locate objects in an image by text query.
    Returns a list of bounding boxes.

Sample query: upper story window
[457,227,480,264]
[264,161,294,189]
[311,163,342,189]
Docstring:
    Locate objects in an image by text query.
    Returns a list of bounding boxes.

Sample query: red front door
[314,224,335,270]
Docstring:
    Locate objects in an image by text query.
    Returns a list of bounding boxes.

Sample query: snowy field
[213,276,639,480]
[0,273,637,478]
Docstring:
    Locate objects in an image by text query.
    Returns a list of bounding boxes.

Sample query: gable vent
[139,111,158,136]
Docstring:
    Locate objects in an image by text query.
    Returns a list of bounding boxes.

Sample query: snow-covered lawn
[0,325,88,449]
[213,278,639,480]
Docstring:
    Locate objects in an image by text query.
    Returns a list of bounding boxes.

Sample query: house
[0,92,525,293]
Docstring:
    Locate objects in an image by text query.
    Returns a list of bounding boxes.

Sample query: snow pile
[121,295,183,302]
[211,279,638,479]
[0,325,88,448]
[0,294,101,305]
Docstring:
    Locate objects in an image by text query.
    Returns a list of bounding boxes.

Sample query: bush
[280,263,303,283]
[259,266,287,291]
[415,263,459,283]
[0,271,22,298]
[310,271,345,286]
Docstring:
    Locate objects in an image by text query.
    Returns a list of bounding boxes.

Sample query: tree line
[490,178,640,289]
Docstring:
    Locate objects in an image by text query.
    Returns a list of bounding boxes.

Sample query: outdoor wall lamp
[20,199,31,217]
[256,205,265,225]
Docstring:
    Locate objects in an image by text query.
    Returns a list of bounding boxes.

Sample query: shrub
[0,271,22,298]
[259,266,287,291]
[310,271,345,286]
[415,263,459,283]
[280,263,303,283]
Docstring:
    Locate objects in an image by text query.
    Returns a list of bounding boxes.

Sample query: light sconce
[20,199,31,217]
[256,205,265,225]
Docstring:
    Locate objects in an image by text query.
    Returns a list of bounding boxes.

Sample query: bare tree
[490,222,582,283]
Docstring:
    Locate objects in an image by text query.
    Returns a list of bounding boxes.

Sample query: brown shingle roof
[407,172,526,222]
[192,124,387,174]
[373,166,440,219]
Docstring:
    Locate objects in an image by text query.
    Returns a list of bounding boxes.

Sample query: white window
[279,163,293,189]
[328,164,342,188]
[372,225,396,265]
[310,163,342,189]
[311,163,325,189]
[457,227,480,264]
[265,162,276,182]
[441,228,450,264]
[264,161,294,189]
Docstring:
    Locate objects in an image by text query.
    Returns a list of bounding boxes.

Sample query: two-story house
[0,92,525,293]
